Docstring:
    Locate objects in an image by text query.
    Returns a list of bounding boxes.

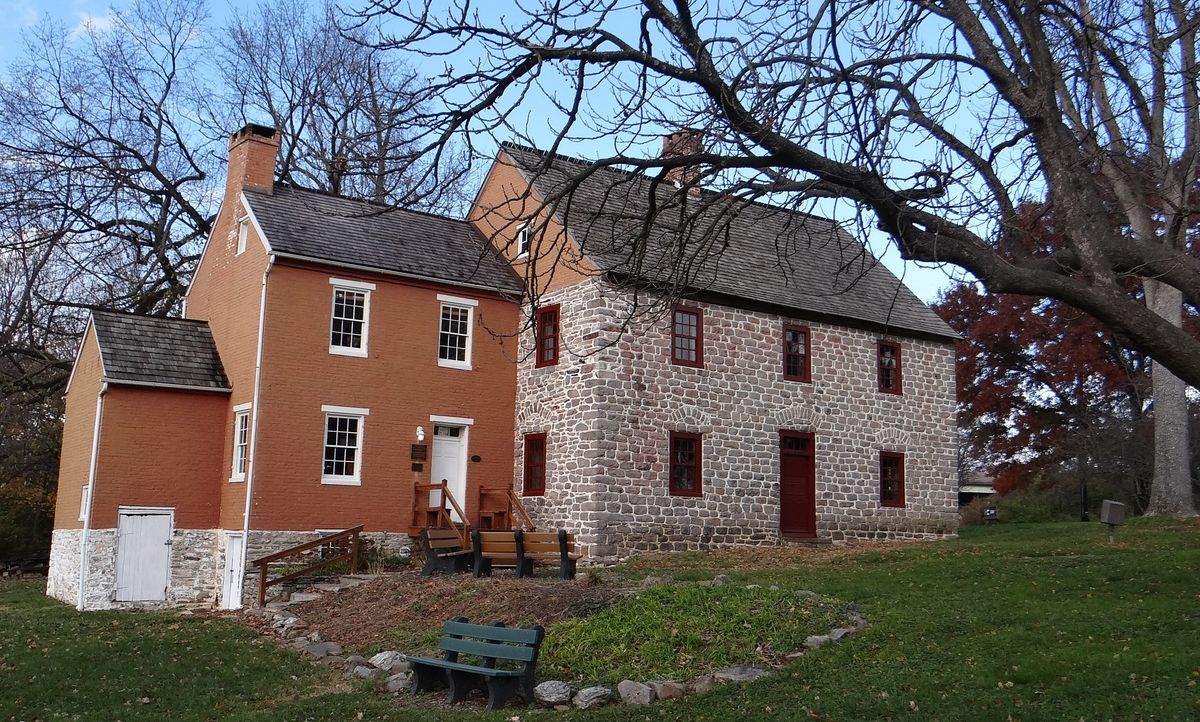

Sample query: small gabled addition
[535,305,560,367]
[877,340,902,394]
[329,278,375,357]
[783,324,811,382]
[671,305,703,367]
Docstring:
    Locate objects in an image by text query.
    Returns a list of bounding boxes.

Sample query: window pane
[323,414,361,478]
[439,305,470,362]
[331,289,366,349]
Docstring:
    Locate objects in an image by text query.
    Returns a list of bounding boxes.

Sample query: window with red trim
[669,432,702,496]
[877,340,902,394]
[671,306,703,367]
[880,451,905,507]
[523,433,547,496]
[783,324,811,382]
[535,305,559,367]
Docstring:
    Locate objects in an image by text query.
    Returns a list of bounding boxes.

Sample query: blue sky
[0,0,967,303]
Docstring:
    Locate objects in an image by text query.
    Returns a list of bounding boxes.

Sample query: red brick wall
[247,260,519,532]
[87,387,228,529]
[469,151,598,296]
[52,327,102,530]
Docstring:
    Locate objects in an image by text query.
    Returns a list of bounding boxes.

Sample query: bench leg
[473,557,492,578]
[447,669,484,704]
[560,558,577,580]
[516,559,534,579]
[484,676,520,711]
[410,663,446,694]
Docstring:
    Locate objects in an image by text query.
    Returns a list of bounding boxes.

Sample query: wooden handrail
[251,525,363,607]
[479,486,536,531]
[413,481,469,547]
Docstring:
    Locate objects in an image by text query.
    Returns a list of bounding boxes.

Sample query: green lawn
[2,519,1197,721]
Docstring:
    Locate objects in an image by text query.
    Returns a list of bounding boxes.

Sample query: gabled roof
[91,311,230,391]
[501,143,956,340]
[244,185,523,294]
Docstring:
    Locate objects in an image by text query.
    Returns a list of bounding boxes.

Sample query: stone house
[48,124,958,610]
[470,141,961,562]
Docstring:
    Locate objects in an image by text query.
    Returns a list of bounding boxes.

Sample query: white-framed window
[236,217,250,255]
[437,293,478,370]
[78,483,90,522]
[230,403,251,482]
[517,222,532,257]
[321,404,369,485]
[328,278,375,357]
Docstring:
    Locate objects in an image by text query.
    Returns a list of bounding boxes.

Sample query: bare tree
[215,0,467,210]
[356,0,1199,516]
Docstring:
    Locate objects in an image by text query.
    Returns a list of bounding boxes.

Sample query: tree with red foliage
[934,283,1152,498]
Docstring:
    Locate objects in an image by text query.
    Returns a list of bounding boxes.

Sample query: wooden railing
[413,480,469,548]
[478,486,536,531]
[250,525,363,607]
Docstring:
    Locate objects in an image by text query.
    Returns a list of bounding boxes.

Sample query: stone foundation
[46,527,222,610]
[49,527,413,610]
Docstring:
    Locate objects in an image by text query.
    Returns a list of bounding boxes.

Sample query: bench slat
[443,621,542,644]
[439,636,538,662]
[407,656,523,677]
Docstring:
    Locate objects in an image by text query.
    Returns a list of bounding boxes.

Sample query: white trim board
[430,414,474,426]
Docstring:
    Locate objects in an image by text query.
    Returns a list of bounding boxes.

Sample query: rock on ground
[385,673,411,693]
[617,680,654,705]
[369,650,407,672]
[713,665,770,683]
[803,634,831,649]
[535,680,576,706]
[300,640,342,658]
[573,686,613,709]
[689,675,716,694]
[352,665,385,681]
[648,680,686,700]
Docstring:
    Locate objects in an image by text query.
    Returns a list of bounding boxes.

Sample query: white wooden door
[430,425,466,522]
[222,532,245,610]
[115,509,172,602]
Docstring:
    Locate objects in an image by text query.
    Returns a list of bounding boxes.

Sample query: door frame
[778,430,817,538]
[114,506,174,602]
[429,414,474,521]
[222,531,245,610]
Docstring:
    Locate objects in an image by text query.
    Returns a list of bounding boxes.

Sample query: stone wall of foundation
[513,280,959,563]
[240,530,412,605]
[46,528,223,610]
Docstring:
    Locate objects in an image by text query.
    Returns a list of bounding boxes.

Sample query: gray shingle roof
[244,185,522,294]
[91,311,230,391]
[502,143,956,340]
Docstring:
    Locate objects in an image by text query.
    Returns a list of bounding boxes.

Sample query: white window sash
[437,301,474,370]
[328,283,372,356]
[321,410,366,485]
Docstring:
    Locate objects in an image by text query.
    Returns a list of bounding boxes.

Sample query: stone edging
[246,575,869,711]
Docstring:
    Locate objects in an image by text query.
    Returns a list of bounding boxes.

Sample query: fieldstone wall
[240,530,411,605]
[46,528,223,610]
[514,280,959,563]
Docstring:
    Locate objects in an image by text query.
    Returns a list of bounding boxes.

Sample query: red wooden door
[779,431,816,537]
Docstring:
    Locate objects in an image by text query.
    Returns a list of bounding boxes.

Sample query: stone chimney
[662,128,703,190]
[225,123,280,198]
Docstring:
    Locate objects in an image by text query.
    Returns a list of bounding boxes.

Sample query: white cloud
[67,11,114,40]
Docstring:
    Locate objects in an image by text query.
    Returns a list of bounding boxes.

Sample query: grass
[540,583,850,683]
[1,518,1198,721]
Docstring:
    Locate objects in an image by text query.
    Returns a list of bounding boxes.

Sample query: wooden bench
[420,527,471,576]
[471,529,531,578]
[517,529,580,580]
[408,617,545,710]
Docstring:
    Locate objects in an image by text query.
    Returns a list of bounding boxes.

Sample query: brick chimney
[225,123,280,198]
[662,128,703,191]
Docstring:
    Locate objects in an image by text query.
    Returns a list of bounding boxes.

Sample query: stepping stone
[288,592,322,603]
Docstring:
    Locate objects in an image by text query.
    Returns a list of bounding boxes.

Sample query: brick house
[48,124,958,610]
[48,125,523,610]
[470,141,960,562]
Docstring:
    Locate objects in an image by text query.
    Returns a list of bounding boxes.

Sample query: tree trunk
[1144,279,1198,517]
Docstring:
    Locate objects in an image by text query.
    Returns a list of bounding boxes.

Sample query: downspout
[78,381,108,611]
[237,255,274,607]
